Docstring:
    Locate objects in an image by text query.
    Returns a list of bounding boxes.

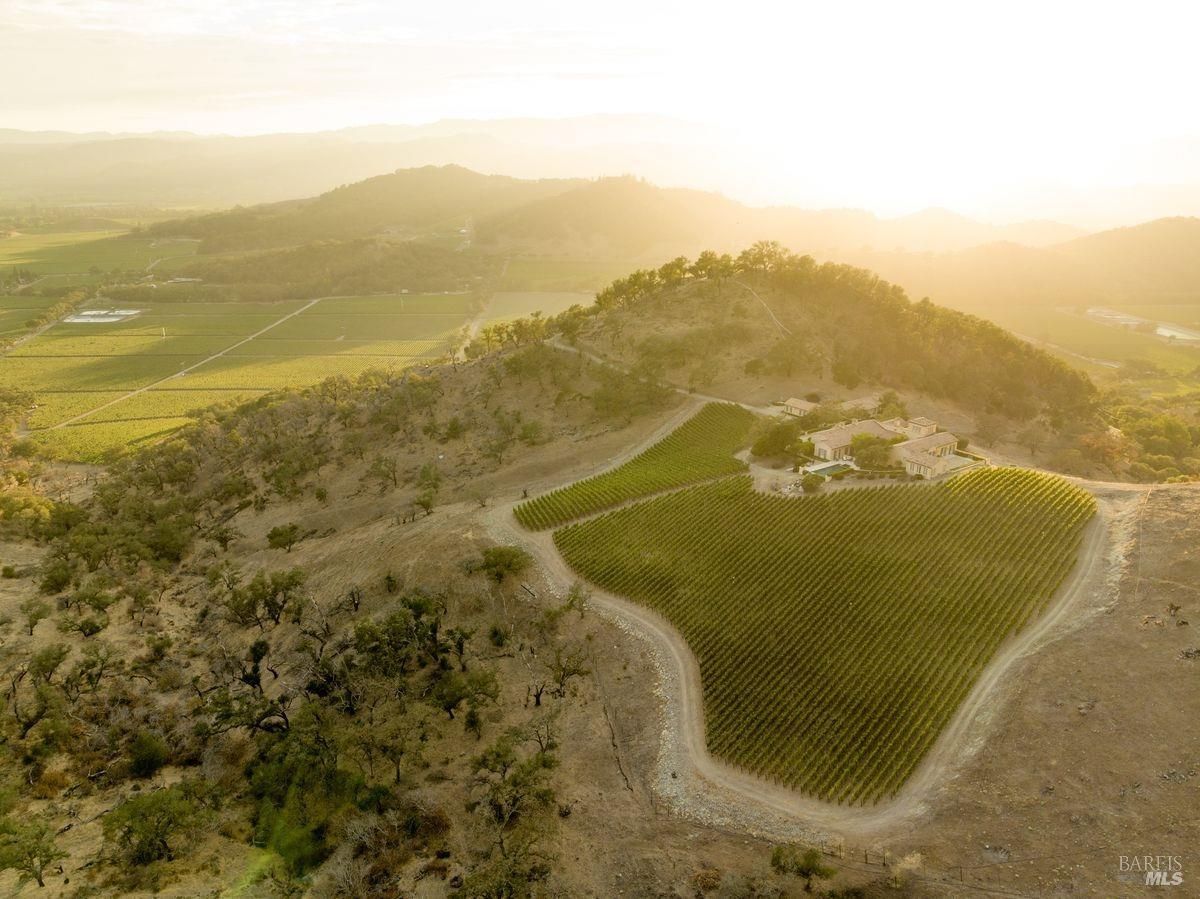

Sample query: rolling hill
[146,164,1200,320]
[147,166,584,253]
[146,164,1090,260]
[851,216,1200,311]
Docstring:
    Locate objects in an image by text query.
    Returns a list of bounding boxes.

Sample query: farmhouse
[807,416,976,478]
[843,392,885,415]
[782,397,818,417]
[810,420,898,460]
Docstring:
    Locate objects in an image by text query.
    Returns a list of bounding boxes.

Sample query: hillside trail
[47,296,325,429]
[731,278,791,337]
[480,407,1175,842]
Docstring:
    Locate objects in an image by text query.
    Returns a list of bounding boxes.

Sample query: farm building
[807,416,978,478]
[782,397,818,416]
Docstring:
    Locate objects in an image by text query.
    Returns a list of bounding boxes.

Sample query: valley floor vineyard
[554,468,1096,805]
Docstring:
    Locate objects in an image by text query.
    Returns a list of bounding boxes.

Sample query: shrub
[129,731,171,778]
[39,558,72,595]
[800,473,824,493]
[103,782,209,867]
[479,546,532,584]
[267,523,302,552]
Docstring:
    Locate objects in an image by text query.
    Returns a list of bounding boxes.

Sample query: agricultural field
[41,418,198,460]
[266,312,464,341]
[27,389,266,429]
[0,230,197,274]
[172,355,417,390]
[1109,302,1200,329]
[5,293,473,460]
[481,291,592,326]
[499,257,637,292]
[990,305,1200,373]
[0,295,59,339]
[515,403,756,529]
[555,468,1096,805]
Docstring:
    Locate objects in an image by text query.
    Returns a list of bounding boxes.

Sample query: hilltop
[571,244,1097,425]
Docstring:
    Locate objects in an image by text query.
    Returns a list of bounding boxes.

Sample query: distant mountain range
[149,164,1200,310]
[849,216,1200,309]
[147,163,1092,265]
[0,121,1084,254]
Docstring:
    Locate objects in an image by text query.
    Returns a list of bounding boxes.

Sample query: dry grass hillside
[0,348,921,897]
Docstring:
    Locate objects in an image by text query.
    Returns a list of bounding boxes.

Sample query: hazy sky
[3,0,1200,219]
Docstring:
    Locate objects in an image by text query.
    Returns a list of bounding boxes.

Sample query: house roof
[843,392,884,409]
[909,416,936,427]
[784,397,817,411]
[901,450,948,471]
[810,420,896,448]
[894,432,958,458]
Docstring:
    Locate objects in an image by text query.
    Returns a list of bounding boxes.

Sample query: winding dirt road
[481,411,1166,842]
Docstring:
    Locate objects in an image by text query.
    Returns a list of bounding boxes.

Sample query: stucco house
[842,392,885,415]
[806,416,975,478]
[810,420,899,460]
[891,431,960,477]
[879,416,937,440]
[783,397,818,417]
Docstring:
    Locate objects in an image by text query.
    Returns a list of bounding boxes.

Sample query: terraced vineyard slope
[514,402,756,529]
[555,468,1096,805]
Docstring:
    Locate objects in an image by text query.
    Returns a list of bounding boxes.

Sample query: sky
[3,0,1200,221]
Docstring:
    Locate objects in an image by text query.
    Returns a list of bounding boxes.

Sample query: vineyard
[1,295,59,340]
[514,403,757,529]
[480,291,592,326]
[6,293,472,460]
[0,231,197,275]
[554,468,1096,804]
[9,289,587,460]
[174,354,424,390]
